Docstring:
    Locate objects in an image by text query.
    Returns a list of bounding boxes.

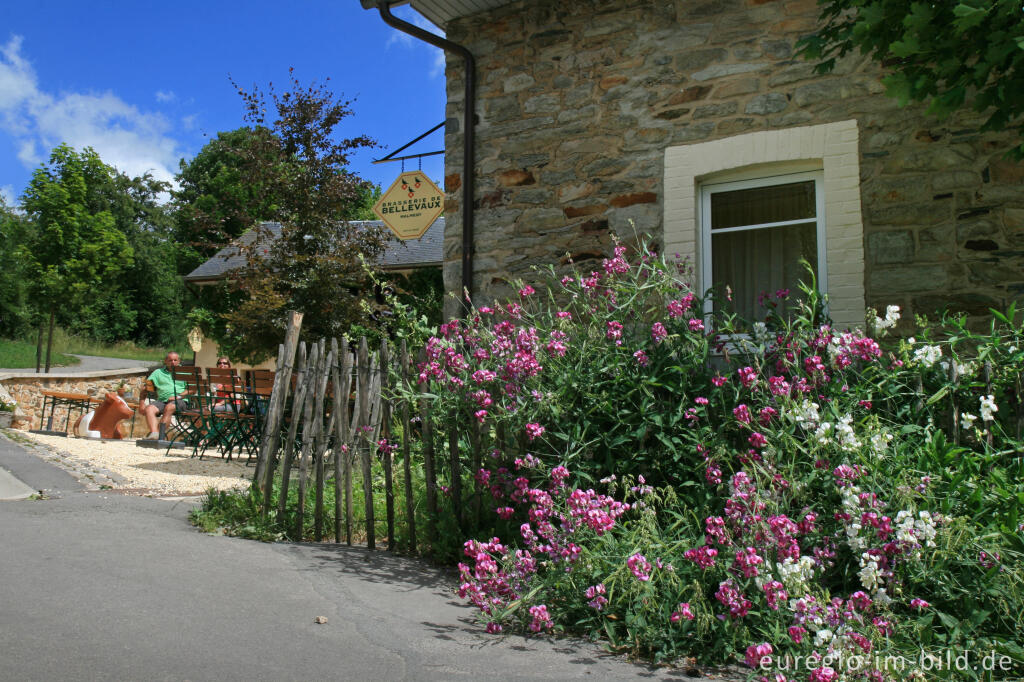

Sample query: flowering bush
[405,238,1024,679]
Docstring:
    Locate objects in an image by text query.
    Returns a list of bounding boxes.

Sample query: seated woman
[210,357,239,412]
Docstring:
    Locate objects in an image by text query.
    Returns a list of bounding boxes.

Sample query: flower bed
[409,239,1024,680]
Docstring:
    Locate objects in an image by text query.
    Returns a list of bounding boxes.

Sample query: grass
[0,327,169,368]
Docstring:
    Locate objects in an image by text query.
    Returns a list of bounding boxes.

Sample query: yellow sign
[372,173,444,241]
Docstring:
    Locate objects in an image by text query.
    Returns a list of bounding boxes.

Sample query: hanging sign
[372,172,444,241]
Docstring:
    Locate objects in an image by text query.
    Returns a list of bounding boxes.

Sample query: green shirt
[148,367,188,402]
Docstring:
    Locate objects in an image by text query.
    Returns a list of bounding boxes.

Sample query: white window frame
[699,170,826,319]
[663,120,866,331]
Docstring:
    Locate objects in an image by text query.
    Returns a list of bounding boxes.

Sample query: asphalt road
[0,354,155,375]
[0,437,731,682]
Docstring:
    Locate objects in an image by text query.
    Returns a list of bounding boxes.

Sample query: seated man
[141,351,189,440]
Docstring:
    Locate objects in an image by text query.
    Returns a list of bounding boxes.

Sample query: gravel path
[0,353,156,375]
[11,430,252,496]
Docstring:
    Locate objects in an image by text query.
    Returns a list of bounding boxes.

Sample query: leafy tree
[173,126,284,274]
[0,198,34,339]
[798,0,1024,158]
[19,144,135,370]
[209,71,389,364]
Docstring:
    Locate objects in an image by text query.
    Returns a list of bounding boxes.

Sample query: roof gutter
[374,1,476,310]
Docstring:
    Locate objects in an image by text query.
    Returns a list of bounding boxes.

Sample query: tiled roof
[184,218,444,283]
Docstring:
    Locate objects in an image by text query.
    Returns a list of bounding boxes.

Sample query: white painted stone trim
[664,120,866,331]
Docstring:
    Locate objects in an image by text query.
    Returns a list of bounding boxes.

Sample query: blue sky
[0,1,447,207]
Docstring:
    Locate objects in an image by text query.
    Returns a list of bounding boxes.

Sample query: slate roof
[184,218,444,284]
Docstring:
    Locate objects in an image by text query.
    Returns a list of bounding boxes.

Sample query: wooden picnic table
[33,389,140,438]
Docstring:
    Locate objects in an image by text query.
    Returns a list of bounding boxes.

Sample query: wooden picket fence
[249,313,1024,553]
[249,312,494,552]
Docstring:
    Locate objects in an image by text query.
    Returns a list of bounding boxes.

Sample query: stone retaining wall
[0,369,150,432]
[442,0,1024,324]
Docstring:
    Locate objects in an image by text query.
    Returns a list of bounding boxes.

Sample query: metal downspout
[375,2,476,309]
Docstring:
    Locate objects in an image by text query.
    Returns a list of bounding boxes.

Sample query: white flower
[786,400,821,429]
[869,430,893,457]
[813,628,834,647]
[912,344,942,367]
[814,421,832,444]
[874,305,901,332]
[835,414,861,451]
[980,394,998,422]
[752,321,769,344]
[858,553,882,592]
[961,412,977,427]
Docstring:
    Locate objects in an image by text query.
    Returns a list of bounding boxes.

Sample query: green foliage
[204,71,388,364]
[172,126,284,273]
[0,199,34,338]
[412,238,1023,674]
[798,0,1024,158]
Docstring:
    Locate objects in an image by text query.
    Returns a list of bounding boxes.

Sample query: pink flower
[585,584,608,611]
[733,404,752,424]
[556,311,572,320]
[748,432,767,449]
[711,375,727,387]
[744,642,773,668]
[651,322,668,343]
[808,668,838,682]
[688,318,705,333]
[485,622,502,634]
[518,284,535,297]
[474,409,488,423]
[525,423,545,441]
[737,366,757,388]
[528,604,553,632]
[910,598,930,609]
[495,506,514,519]
[633,349,649,366]
[606,320,623,344]
[670,602,695,622]
[627,553,652,581]
[788,625,806,643]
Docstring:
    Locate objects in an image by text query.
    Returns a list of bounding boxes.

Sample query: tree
[0,198,34,339]
[208,71,389,363]
[19,145,135,370]
[798,0,1024,158]
[173,127,284,274]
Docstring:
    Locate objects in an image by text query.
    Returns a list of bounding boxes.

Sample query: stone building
[364,0,1023,330]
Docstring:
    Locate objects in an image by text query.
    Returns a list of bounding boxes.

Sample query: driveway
[0,354,155,376]
[0,436,736,681]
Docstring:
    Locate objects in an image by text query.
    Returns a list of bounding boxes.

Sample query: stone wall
[1,369,149,433]
[442,0,1024,323]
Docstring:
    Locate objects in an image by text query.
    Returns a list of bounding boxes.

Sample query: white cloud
[0,35,183,186]
[384,6,446,79]
[155,90,176,103]
[0,184,15,206]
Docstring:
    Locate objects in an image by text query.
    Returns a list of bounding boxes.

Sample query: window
[700,171,825,320]
[663,120,865,330]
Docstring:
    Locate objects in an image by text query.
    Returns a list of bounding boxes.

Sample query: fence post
[449,427,463,533]
[418,349,438,544]
[400,339,416,553]
[379,341,395,551]
[313,343,334,542]
[331,338,353,544]
[984,361,994,448]
[277,342,310,523]
[295,341,323,540]
[358,337,375,550]
[949,361,960,446]
[256,310,303,505]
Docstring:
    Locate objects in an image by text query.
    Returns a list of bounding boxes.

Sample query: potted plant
[117,380,127,397]
[0,400,16,428]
